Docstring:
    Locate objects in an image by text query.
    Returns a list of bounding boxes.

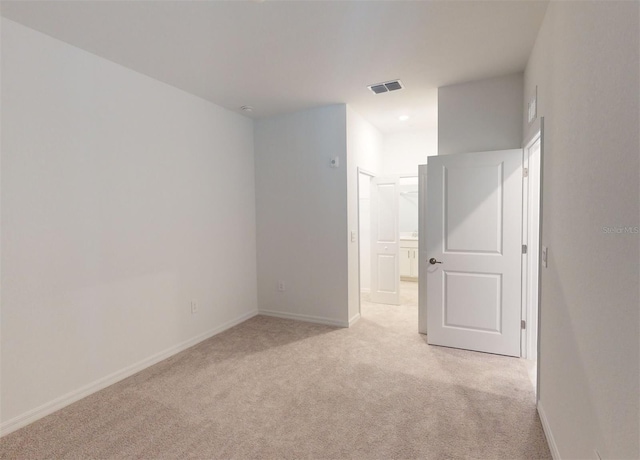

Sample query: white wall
[438,73,523,156]
[524,3,639,458]
[255,105,349,326]
[346,107,383,323]
[381,128,437,176]
[1,19,258,430]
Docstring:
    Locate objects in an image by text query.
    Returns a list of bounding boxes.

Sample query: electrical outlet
[190,300,198,314]
[277,281,285,292]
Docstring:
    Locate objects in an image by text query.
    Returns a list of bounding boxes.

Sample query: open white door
[370,176,400,305]
[426,150,523,357]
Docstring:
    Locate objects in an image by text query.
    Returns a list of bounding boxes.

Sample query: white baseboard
[259,309,348,328]
[0,309,259,438]
[537,400,560,459]
[349,313,361,327]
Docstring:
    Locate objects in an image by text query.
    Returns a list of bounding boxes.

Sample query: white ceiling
[0,0,548,134]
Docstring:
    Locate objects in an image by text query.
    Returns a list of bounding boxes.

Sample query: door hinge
[522,244,527,254]
[523,167,529,178]
[521,320,526,330]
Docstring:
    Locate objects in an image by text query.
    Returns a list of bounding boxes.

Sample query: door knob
[429,258,443,265]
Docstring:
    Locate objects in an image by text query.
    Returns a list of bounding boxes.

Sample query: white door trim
[522,117,544,401]
[357,168,376,316]
[418,164,428,334]
[521,123,542,360]
[358,167,376,178]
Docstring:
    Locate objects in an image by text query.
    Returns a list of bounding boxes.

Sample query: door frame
[357,167,376,316]
[522,117,544,399]
[418,164,428,334]
[358,171,417,310]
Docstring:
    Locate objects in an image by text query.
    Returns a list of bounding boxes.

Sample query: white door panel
[370,176,400,305]
[426,150,522,357]
[445,164,503,253]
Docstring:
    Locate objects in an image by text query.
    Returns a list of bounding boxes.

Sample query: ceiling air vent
[368,80,404,94]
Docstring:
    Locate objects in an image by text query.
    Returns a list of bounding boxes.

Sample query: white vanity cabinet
[400,238,419,280]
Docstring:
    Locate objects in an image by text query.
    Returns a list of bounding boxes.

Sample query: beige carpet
[1,282,550,459]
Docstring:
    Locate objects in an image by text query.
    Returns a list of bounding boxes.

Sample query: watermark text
[602,226,639,234]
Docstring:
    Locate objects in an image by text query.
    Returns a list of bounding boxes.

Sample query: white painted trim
[537,400,560,459]
[259,310,348,328]
[521,126,542,361]
[522,116,544,400]
[520,144,528,358]
[524,116,542,148]
[357,169,372,319]
[0,309,259,438]
[348,313,361,327]
[417,163,428,335]
[535,117,544,403]
[357,167,376,178]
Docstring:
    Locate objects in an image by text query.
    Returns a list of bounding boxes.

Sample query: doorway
[358,171,420,320]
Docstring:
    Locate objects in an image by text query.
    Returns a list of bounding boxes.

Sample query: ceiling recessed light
[240,105,254,113]
[399,115,410,121]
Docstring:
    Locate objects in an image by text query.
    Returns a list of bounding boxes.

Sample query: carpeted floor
[1,282,550,459]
